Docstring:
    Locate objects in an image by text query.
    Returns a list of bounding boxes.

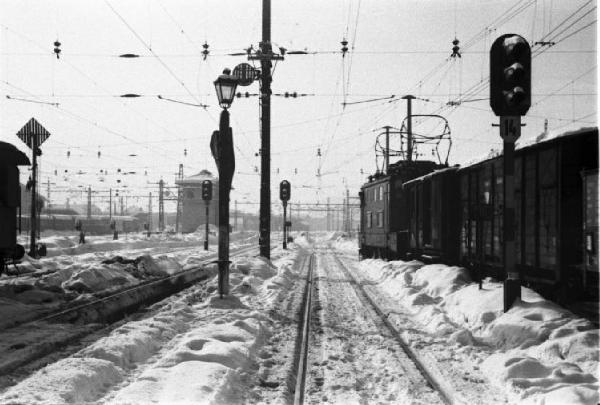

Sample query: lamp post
[212,69,238,298]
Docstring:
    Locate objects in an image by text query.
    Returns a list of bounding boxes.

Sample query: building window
[377,211,384,227]
[366,211,372,228]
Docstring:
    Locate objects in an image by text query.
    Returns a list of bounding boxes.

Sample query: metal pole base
[503,279,521,312]
[216,259,231,298]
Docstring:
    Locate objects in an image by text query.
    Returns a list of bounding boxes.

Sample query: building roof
[176,170,218,185]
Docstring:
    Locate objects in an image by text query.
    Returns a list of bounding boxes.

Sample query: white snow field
[0,231,256,328]
[0,232,597,404]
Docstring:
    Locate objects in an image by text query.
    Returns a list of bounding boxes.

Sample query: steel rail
[332,251,457,405]
[292,252,315,405]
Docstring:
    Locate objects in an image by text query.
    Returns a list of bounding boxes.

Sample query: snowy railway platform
[0,232,597,404]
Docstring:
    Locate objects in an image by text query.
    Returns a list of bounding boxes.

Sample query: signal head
[279,180,291,201]
[201,180,212,201]
[490,34,531,116]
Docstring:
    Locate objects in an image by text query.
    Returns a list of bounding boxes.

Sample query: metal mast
[249,0,284,259]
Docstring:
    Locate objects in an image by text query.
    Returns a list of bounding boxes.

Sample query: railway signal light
[490,34,531,116]
[53,40,61,59]
[279,180,290,202]
[201,180,212,201]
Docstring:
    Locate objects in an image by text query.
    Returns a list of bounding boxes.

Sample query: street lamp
[214,68,238,109]
[211,68,238,298]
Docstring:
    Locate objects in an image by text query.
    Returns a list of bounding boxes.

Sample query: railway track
[289,246,453,404]
[0,244,262,378]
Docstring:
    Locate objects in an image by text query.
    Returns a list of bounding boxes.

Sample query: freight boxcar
[458,128,598,299]
[403,166,461,263]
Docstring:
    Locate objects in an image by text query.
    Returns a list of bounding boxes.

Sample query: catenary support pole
[258,0,272,258]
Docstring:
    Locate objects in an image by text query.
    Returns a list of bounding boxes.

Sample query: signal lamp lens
[506,87,526,106]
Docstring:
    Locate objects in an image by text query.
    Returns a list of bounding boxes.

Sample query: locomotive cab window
[377,211,383,228]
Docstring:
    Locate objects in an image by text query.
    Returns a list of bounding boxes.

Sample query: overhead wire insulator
[53,40,61,59]
[451,38,461,58]
[202,42,209,60]
[341,38,348,57]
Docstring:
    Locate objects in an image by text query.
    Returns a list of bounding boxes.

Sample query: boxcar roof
[403,165,460,186]
[462,126,598,168]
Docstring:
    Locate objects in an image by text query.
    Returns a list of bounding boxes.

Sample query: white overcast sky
[0,0,597,212]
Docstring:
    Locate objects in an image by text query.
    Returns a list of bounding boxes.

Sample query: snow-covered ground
[0,232,597,404]
[0,231,256,328]
[332,235,598,405]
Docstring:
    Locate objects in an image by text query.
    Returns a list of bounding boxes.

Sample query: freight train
[359,127,598,301]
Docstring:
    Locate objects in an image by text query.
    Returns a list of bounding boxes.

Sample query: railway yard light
[211,69,238,298]
[214,68,238,109]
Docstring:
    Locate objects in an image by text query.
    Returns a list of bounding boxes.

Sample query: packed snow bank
[358,259,599,404]
[0,244,216,330]
[332,233,358,253]
[0,244,301,404]
[0,357,123,404]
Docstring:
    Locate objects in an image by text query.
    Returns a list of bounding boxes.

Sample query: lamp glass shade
[214,70,238,108]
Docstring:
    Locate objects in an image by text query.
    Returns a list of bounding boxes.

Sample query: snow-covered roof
[175,169,218,185]
[463,126,597,167]
[403,165,460,186]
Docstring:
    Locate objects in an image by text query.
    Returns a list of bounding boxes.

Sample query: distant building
[176,170,219,233]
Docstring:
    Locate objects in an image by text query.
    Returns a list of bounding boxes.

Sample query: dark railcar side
[459,127,598,300]
[404,167,461,263]
[0,142,30,268]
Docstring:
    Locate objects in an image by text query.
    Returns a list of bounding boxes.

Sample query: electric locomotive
[359,159,445,259]
[0,141,30,272]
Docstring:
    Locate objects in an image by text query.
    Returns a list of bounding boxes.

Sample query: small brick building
[176,170,219,233]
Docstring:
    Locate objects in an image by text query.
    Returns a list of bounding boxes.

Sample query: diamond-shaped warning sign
[16,118,51,149]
